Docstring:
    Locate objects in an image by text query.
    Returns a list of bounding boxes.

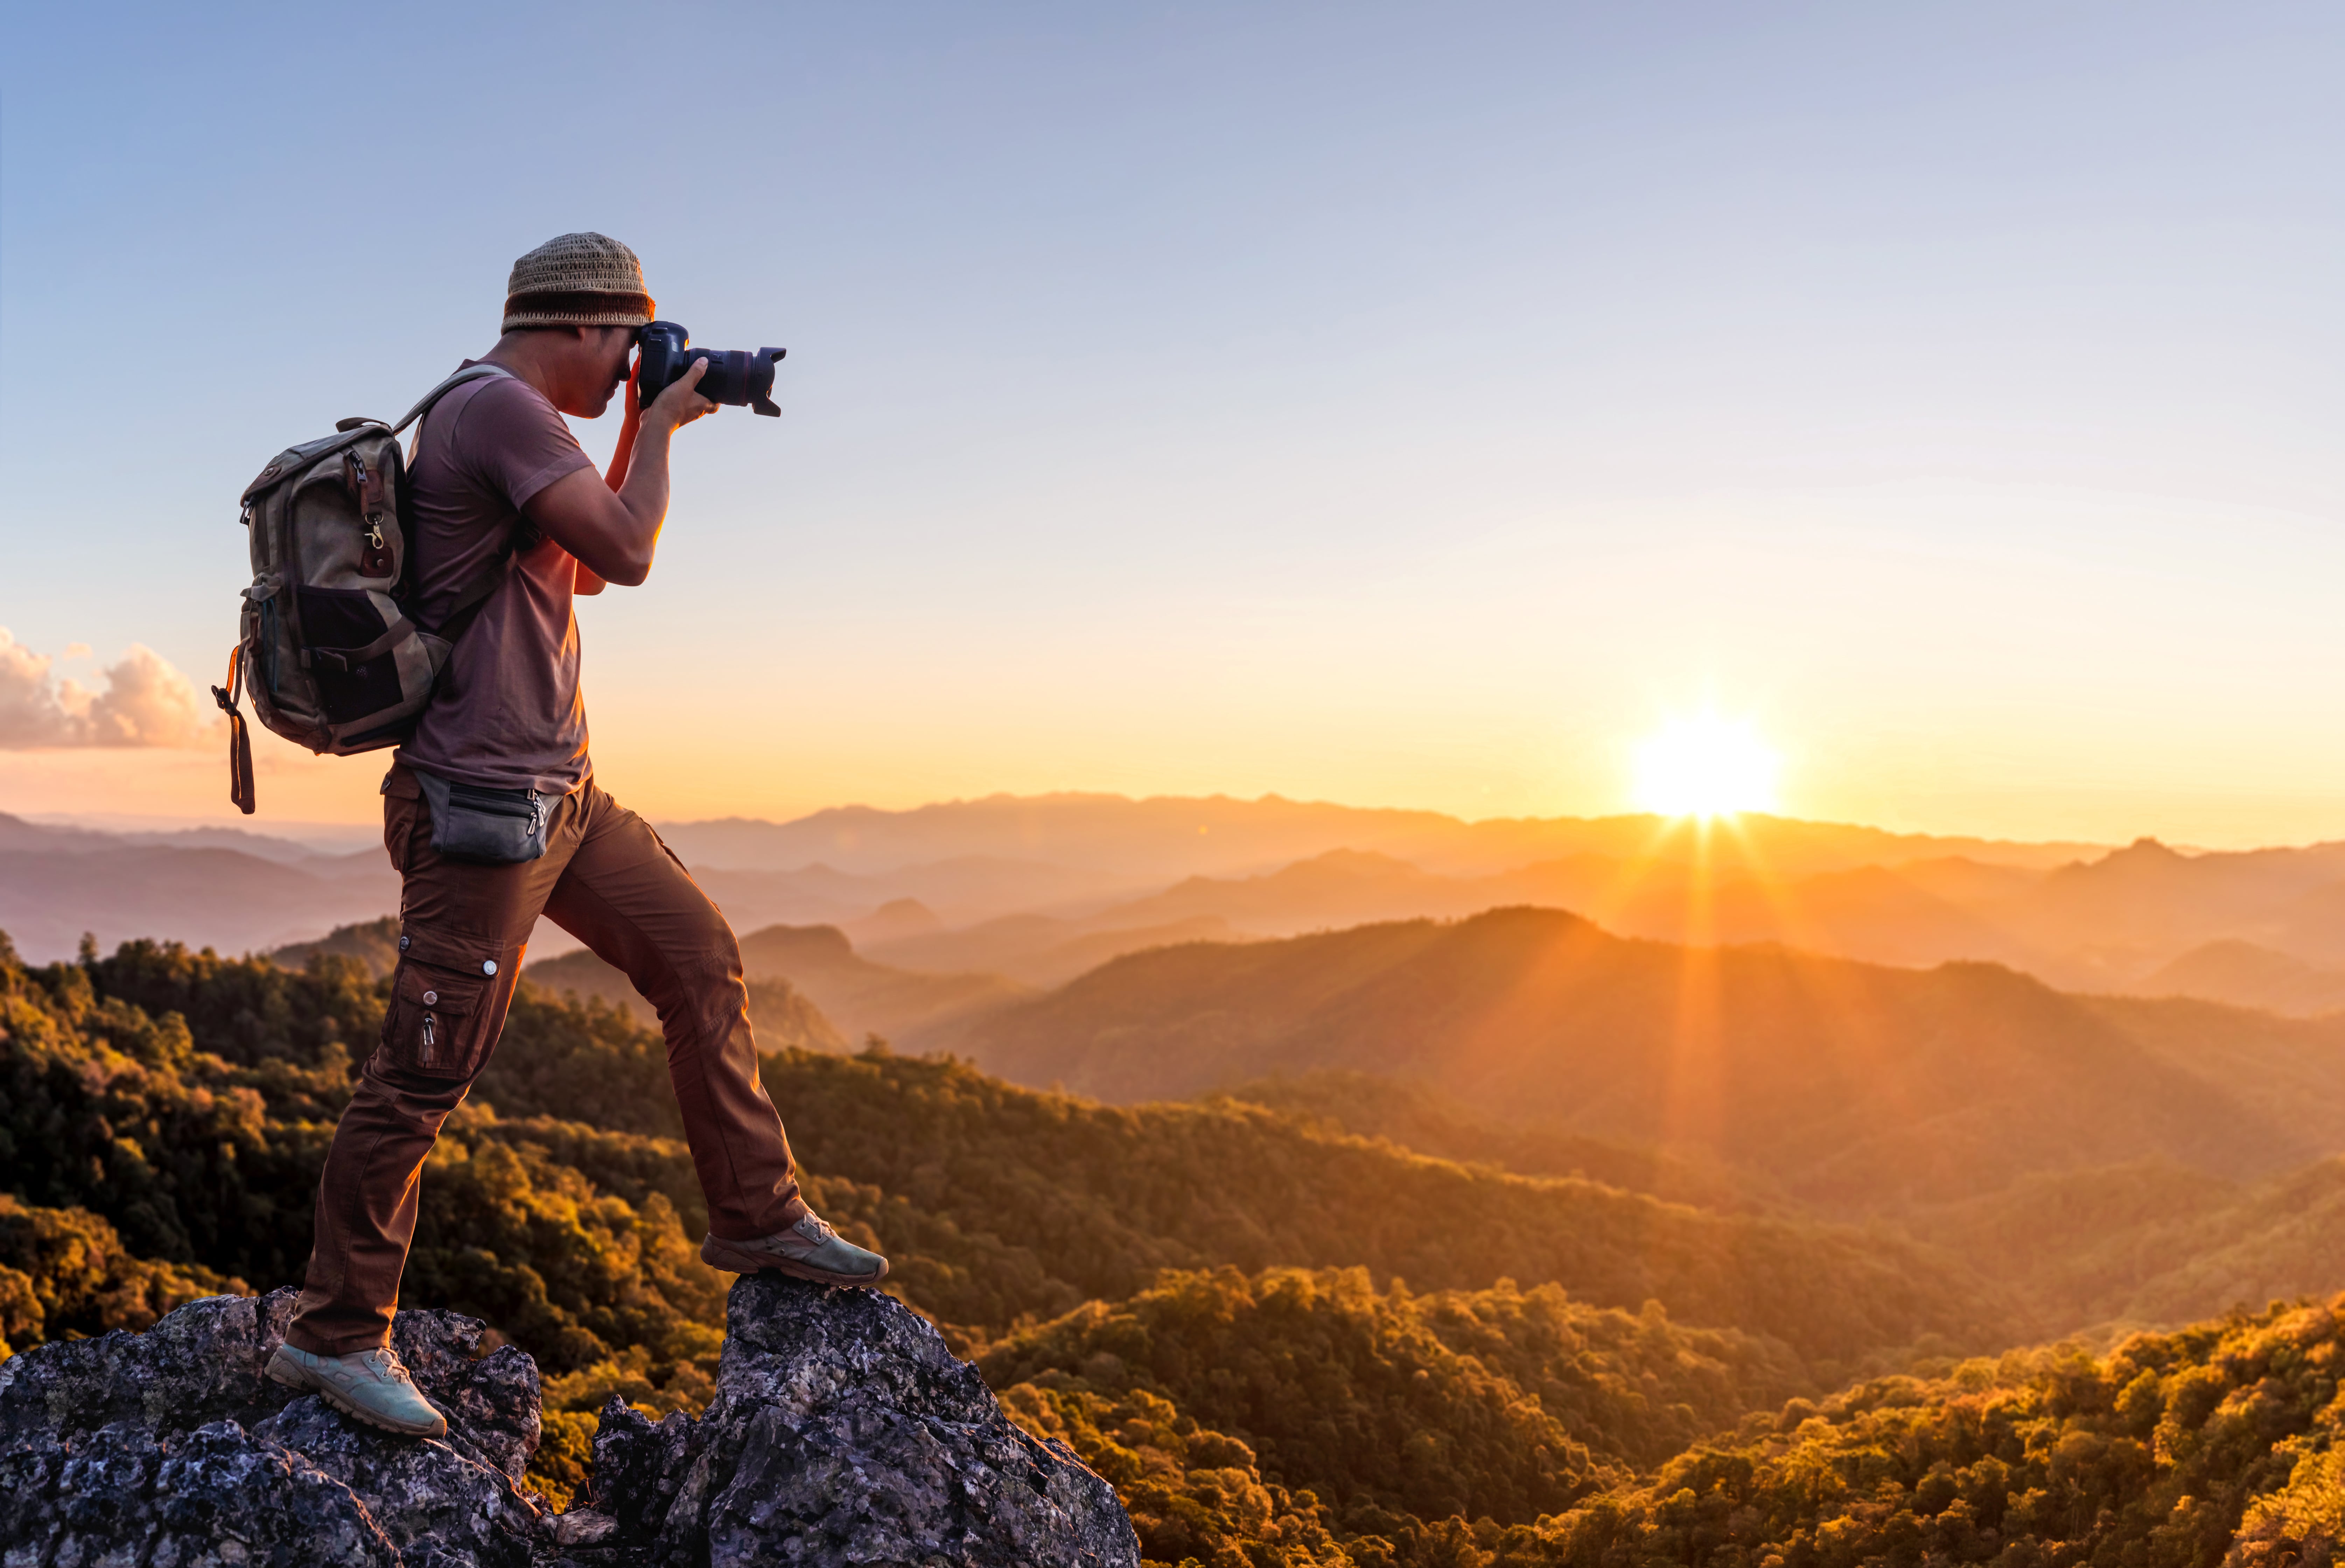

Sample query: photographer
[264,233,885,1439]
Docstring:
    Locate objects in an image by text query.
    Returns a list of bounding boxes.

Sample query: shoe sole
[265,1347,448,1439]
[700,1232,889,1287]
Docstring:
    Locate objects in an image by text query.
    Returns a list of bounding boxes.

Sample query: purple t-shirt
[395,364,597,795]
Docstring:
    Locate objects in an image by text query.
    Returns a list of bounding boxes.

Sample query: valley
[14,792,2345,1565]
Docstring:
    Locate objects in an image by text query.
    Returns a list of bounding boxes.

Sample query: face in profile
[568,326,637,418]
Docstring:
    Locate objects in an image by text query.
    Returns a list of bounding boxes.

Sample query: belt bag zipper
[446,783,543,831]
[413,768,549,862]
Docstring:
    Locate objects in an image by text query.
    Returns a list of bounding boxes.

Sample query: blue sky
[2,3,2341,842]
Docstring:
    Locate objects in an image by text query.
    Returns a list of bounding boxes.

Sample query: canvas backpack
[214,364,529,814]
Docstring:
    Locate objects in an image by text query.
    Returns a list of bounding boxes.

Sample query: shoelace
[796,1213,840,1244]
[360,1349,416,1386]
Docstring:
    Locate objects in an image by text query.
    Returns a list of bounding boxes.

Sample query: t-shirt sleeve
[451,378,596,510]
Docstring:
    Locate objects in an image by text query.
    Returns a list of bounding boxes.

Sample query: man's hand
[530,358,718,588]
[645,357,719,430]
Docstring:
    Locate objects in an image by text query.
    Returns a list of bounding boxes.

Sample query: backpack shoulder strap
[391,361,516,435]
[397,362,539,639]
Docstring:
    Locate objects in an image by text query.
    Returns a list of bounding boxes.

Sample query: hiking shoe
[701,1211,889,1287]
[265,1341,448,1438]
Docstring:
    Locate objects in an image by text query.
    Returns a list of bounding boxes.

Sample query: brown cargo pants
[285,764,805,1355]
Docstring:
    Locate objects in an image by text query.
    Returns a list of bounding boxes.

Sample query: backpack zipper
[349,452,386,550]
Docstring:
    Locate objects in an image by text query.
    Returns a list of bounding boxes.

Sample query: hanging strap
[304,621,415,672]
[211,645,256,816]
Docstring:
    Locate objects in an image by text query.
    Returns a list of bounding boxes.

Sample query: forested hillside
[1205,1070,1782,1214]
[1001,1290,2345,1568]
[0,926,1998,1536]
[14,922,2345,1565]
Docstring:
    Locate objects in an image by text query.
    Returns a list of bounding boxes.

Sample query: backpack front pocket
[297,586,407,723]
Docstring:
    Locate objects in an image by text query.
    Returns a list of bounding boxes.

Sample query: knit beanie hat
[501,232,655,331]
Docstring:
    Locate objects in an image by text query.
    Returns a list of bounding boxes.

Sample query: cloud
[0,629,216,749]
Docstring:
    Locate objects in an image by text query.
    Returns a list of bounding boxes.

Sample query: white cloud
[0,630,216,749]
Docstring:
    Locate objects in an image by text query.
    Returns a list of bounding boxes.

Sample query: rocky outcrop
[569,1273,1140,1565]
[0,1287,544,1567]
[0,1276,1139,1568]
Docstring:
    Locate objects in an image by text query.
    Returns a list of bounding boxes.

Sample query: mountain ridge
[944,906,2335,1211]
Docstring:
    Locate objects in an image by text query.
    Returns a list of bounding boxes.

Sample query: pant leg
[540,783,805,1242]
[286,767,582,1355]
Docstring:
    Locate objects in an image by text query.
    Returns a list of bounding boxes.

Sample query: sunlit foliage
[18,925,2345,1564]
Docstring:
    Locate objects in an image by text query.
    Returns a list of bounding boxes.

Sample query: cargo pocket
[381,781,422,873]
[383,958,493,1079]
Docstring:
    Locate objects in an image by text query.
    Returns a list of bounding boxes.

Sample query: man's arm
[572,366,647,596]
[533,359,717,588]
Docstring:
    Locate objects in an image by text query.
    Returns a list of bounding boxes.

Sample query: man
[265,232,885,1438]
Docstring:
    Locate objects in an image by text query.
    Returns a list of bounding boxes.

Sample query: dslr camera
[636,321,785,416]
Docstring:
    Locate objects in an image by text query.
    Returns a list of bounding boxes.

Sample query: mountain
[0,842,396,963]
[1897,1154,2345,1333]
[41,792,2345,1014]
[948,908,2343,1211]
[864,911,1243,986]
[33,919,2345,1564]
[520,951,849,1055]
[524,922,1027,1046]
[1206,1069,1779,1213]
[270,914,405,977]
[688,855,1144,930]
[0,810,367,863]
[1068,847,2047,968]
[2133,939,2345,1016]
[5,924,2016,1374]
[648,792,2099,879]
[2073,994,2345,1153]
[1060,838,2345,998]
[842,896,945,945]
[1087,847,1522,931]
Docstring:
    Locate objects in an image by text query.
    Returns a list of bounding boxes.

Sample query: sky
[2,2,2341,847]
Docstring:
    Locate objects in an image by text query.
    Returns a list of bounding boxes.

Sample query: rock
[0,1284,297,1440]
[0,1277,1139,1568]
[626,1273,1140,1568]
[589,1393,702,1540]
[0,1288,542,1568]
[252,1398,539,1568]
[0,1418,401,1567]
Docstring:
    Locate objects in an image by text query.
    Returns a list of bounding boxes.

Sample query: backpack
[213,364,528,814]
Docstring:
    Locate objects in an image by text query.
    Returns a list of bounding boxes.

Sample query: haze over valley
[21,792,2345,1014]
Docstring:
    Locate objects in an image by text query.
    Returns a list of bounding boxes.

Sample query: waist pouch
[413,769,548,864]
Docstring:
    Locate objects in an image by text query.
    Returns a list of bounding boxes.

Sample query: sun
[1632,713,1781,819]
